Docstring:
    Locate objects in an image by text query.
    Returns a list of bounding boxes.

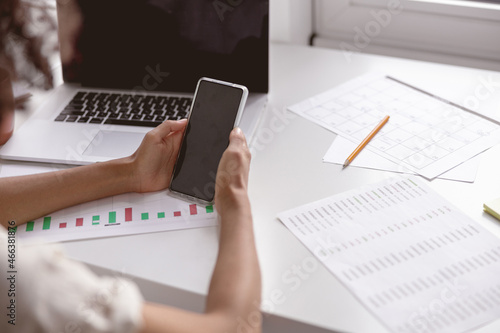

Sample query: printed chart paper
[278,177,500,333]
[288,73,500,179]
[14,192,217,243]
[0,164,217,243]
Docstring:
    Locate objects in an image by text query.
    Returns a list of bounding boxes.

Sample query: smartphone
[169,77,248,204]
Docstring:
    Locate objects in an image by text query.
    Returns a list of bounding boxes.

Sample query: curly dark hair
[0,0,55,89]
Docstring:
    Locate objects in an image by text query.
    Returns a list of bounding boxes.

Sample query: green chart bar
[43,217,51,230]
[109,211,116,223]
[26,221,34,232]
[92,215,100,225]
[157,212,165,218]
[206,205,214,213]
[141,213,149,220]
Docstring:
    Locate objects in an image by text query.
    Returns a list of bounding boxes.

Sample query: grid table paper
[288,73,500,179]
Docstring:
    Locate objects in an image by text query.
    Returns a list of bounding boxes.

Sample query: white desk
[10,43,500,332]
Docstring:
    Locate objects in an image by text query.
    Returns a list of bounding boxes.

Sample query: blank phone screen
[170,80,244,202]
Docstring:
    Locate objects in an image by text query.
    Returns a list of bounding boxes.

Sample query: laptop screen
[59,0,269,93]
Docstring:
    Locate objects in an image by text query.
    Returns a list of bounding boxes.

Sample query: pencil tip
[343,160,349,168]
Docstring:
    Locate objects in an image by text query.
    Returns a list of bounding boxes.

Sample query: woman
[0,1,261,332]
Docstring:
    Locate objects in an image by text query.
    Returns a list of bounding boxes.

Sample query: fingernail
[234,127,242,134]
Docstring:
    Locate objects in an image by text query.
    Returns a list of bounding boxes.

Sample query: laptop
[0,0,269,165]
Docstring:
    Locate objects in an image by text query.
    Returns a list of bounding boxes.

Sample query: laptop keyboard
[54,91,192,127]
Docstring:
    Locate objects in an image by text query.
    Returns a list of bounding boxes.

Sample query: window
[313,0,500,71]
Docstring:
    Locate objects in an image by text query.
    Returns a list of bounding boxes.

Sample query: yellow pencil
[343,115,390,168]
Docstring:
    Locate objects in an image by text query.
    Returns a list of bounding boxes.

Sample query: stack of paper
[288,73,500,181]
[324,136,481,182]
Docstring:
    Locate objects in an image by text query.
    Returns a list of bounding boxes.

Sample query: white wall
[313,0,500,71]
[269,0,500,71]
[270,0,313,45]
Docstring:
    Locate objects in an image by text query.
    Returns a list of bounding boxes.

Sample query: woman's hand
[215,127,252,214]
[128,119,187,193]
[0,119,187,226]
[140,130,260,333]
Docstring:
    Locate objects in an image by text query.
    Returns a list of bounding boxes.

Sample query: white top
[9,43,500,333]
[0,226,143,333]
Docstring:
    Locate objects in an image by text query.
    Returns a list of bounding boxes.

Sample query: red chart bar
[76,218,83,227]
[125,208,133,222]
[174,211,181,217]
[189,204,197,215]
[59,222,67,229]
